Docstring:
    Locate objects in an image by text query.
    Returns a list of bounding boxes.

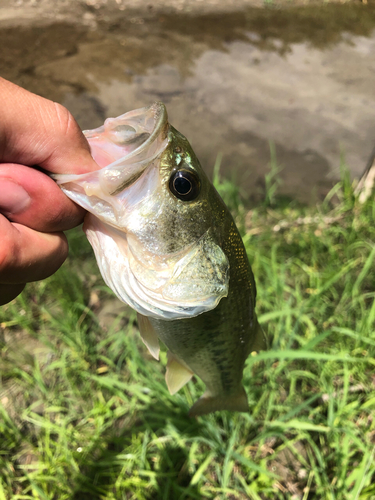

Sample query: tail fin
[188,387,249,417]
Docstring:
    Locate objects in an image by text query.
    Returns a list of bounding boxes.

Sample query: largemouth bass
[54,103,267,416]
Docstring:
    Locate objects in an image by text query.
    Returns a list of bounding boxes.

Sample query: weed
[0,169,375,499]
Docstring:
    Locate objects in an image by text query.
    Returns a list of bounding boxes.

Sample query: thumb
[0,78,99,175]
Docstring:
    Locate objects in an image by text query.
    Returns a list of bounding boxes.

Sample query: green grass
[1,167,375,499]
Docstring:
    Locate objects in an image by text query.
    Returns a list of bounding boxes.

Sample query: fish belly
[149,291,256,416]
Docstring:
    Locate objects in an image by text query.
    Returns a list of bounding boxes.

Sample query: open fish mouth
[53,102,169,206]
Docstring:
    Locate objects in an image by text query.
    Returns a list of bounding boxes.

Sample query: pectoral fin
[165,352,194,395]
[188,387,249,417]
[137,313,160,360]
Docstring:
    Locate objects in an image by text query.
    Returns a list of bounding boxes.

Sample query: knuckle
[0,283,25,306]
[0,226,68,284]
[0,233,17,279]
[51,234,69,269]
[52,102,79,139]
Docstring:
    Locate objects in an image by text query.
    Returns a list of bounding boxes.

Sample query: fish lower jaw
[188,386,249,417]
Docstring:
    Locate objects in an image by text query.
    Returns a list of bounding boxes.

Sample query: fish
[54,102,267,416]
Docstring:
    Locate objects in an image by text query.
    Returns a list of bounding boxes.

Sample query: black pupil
[174,176,192,195]
[169,168,200,201]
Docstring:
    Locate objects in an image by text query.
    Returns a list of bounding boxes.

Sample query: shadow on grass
[71,400,205,500]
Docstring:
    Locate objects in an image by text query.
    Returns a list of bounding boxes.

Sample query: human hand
[0,78,99,305]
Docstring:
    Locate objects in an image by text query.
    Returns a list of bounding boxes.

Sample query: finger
[0,164,85,232]
[0,216,68,284]
[0,78,99,175]
[0,283,26,306]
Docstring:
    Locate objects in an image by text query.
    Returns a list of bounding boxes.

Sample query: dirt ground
[1,0,375,201]
[1,0,365,26]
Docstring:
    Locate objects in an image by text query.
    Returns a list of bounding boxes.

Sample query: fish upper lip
[52,102,170,188]
[87,101,169,166]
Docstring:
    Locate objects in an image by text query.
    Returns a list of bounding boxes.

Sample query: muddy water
[2,3,375,202]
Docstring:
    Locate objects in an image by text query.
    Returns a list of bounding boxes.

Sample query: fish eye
[169,170,201,201]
